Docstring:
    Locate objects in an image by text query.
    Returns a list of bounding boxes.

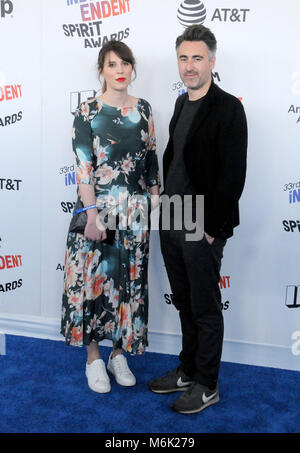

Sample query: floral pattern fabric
[61,98,160,354]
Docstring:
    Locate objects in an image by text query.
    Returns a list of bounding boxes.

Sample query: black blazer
[163,81,248,239]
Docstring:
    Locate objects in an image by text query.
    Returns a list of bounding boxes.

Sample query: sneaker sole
[85,369,111,393]
[149,386,191,394]
[87,382,111,393]
[173,395,220,414]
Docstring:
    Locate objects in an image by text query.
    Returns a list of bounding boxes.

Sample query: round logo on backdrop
[177,0,206,27]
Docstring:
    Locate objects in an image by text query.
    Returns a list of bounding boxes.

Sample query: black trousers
[159,227,226,390]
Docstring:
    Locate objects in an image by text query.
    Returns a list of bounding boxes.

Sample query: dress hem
[60,330,148,355]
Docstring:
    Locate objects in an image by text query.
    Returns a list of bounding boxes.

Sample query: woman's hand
[84,212,107,242]
[149,185,160,211]
[150,193,160,211]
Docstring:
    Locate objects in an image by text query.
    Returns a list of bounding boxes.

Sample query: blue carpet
[0,334,299,433]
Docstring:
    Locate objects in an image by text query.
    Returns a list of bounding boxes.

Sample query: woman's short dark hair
[175,25,217,59]
[98,40,136,92]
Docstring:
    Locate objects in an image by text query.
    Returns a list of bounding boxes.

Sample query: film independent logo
[177,0,206,27]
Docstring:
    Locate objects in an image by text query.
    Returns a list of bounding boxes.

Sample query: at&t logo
[177,1,250,27]
[177,0,206,27]
[211,8,250,22]
[0,178,22,190]
[0,0,13,18]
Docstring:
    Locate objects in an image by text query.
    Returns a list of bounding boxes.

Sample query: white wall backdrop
[0,0,300,370]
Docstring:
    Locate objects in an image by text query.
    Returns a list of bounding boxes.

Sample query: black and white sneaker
[172,382,219,414]
[148,366,193,394]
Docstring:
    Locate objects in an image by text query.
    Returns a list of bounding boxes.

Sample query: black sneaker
[148,366,193,394]
[172,382,219,414]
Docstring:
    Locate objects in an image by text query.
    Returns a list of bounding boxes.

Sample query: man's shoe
[107,352,136,386]
[149,366,193,394]
[85,359,111,393]
[172,382,219,414]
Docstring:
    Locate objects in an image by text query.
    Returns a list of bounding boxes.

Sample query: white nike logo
[202,391,217,404]
[177,377,193,387]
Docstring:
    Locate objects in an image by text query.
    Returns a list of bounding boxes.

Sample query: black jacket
[162,81,248,239]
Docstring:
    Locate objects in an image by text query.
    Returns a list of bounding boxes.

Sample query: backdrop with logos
[0,0,300,370]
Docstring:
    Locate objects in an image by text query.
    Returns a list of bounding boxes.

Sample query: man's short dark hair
[176,25,217,58]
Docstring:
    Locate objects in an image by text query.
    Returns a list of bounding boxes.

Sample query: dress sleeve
[72,102,94,185]
[143,103,160,189]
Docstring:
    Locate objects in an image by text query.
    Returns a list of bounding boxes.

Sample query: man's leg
[170,236,226,414]
[183,235,226,389]
[160,228,197,377]
[148,228,196,393]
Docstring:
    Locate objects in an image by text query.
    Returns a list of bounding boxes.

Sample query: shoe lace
[184,382,197,396]
[113,355,130,375]
[90,360,106,382]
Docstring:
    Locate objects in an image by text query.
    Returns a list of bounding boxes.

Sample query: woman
[61,40,160,393]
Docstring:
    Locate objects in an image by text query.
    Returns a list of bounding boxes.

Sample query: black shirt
[165,96,203,196]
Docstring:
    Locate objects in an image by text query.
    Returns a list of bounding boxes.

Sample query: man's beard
[184,73,210,91]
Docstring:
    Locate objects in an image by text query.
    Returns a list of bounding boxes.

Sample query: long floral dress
[61,98,160,354]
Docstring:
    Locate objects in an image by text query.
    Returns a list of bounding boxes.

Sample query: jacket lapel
[169,93,187,137]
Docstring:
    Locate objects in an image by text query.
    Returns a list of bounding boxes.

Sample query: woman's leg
[111,348,123,359]
[85,342,111,393]
[107,346,136,386]
[86,341,100,364]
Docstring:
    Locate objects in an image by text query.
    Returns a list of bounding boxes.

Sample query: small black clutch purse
[69,197,116,245]
[69,197,87,234]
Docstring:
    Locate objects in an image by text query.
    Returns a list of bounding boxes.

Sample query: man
[149,25,247,414]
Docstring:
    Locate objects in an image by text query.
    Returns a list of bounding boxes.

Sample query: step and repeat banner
[0,0,299,370]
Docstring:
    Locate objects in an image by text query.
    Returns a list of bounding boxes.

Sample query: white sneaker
[85,359,111,393]
[107,352,136,386]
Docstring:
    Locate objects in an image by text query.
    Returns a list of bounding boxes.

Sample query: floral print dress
[61,98,160,354]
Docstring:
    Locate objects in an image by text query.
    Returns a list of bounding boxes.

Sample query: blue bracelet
[73,204,97,216]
